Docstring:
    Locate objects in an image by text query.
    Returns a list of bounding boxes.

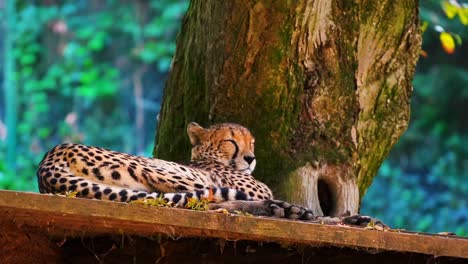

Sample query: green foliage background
[0,0,188,189]
[0,1,466,235]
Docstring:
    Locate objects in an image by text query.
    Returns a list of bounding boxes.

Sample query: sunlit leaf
[442,1,459,19]
[38,128,51,138]
[88,32,106,51]
[80,69,99,84]
[19,53,36,65]
[460,5,468,25]
[98,79,118,96]
[420,21,429,33]
[440,32,456,54]
[77,85,95,97]
[39,77,56,90]
[453,34,462,45]
[76,27,94,39]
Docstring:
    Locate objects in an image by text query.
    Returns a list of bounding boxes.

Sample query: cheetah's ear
[187,122,205,146]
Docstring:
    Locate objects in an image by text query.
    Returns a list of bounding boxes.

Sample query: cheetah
[37,122,314,220]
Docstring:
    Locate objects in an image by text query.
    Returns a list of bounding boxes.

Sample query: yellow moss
[185,197,211,211]
[130,196,174,207]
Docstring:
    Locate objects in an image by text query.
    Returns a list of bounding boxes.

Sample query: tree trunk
[154,0,421,216]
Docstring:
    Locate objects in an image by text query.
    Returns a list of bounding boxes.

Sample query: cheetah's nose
[244,155,255,165]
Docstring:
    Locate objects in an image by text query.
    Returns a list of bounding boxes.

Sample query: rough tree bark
[154,0,421,216]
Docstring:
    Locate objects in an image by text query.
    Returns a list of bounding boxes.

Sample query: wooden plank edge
[0,190,466,259]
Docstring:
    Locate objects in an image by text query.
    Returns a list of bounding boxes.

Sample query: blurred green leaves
[0,0,189,192]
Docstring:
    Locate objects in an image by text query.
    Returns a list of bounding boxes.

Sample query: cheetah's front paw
[207,200,315,220]
[341,214,388,229]
[266,200,315,220]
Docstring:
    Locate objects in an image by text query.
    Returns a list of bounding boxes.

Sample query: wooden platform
[0,190,467,263]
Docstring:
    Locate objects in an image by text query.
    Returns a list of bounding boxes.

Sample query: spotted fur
[37,122,274,206]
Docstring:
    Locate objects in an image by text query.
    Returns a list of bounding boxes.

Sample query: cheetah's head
[187,122,256,174]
